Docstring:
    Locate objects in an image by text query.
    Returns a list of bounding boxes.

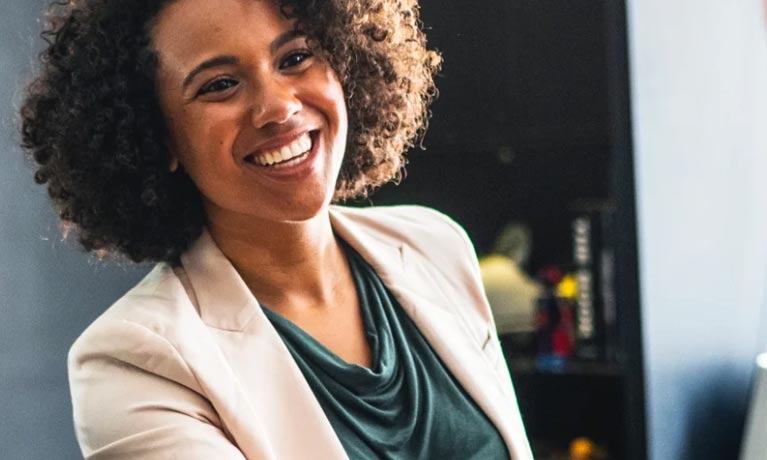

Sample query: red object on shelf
[553,300,576,357]
[538,267,564,287]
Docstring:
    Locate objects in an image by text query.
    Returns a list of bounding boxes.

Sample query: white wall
[627,0,767,458]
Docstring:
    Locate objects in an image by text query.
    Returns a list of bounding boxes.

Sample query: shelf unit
[362,1,646,459]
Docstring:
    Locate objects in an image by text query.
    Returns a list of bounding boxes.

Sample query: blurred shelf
[499,338,624,377]
[504,356,623,377]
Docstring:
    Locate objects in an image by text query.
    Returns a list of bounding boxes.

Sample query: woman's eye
[198,78,239,96]
[280,51,313,70]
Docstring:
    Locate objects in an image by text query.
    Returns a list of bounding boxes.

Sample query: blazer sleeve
[68,318,247,460]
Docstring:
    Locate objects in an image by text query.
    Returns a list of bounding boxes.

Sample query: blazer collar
[179,206,526,459]
[179,206,406,331]
[180,229,259,331]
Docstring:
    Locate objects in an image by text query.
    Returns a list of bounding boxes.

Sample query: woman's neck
[204,207,349,313]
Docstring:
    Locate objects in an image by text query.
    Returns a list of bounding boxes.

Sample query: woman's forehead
[150,0,293,69]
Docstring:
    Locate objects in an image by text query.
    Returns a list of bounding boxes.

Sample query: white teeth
[250,132,312,167]
[273,153,309,169]
[279,145,291,161]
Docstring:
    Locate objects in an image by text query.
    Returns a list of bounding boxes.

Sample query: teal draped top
[261,239,510,460]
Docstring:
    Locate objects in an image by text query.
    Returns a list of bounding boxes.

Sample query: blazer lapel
[393,249,531,460]
[181,230,349,460]
[330,207,527,459]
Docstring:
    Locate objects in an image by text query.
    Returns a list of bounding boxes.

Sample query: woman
[21,0,532,458]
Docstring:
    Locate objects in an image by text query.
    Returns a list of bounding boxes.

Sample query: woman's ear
[165,137,180,172]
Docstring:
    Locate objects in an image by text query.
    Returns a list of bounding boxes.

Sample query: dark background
[367,0,612,272]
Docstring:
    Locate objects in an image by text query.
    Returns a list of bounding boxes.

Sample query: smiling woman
[19,0,533,459]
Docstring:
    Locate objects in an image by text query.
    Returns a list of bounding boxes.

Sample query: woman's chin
[256,193,334,225]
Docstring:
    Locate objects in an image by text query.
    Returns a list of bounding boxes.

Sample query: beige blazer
[68,205,533,460]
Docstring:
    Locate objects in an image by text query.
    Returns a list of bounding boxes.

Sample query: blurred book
[571,203,619,363]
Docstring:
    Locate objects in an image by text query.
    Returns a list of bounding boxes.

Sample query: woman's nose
[249,77,302,129]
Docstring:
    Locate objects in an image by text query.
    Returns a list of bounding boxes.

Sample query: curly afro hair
[20,0,441,263]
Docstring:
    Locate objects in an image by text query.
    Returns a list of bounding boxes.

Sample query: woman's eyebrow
[270,29,305,54]
[182,55,239,90]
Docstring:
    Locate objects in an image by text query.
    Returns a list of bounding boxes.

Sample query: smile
[244,132,313,168]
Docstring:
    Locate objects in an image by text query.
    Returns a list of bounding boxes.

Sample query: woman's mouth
[244,131,314,168]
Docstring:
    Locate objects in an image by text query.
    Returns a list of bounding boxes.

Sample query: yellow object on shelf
[570,437,594,460]
[556,274,578,299]
[569,437,608,460]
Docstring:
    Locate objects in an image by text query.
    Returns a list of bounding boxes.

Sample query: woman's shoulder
[332,204,497,337]
[331,204,473,249]
[66,263,239,458]
[68,262,202,388]
[331,204,479,271]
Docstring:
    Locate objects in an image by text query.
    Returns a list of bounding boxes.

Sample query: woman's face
[151,0,348,225]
